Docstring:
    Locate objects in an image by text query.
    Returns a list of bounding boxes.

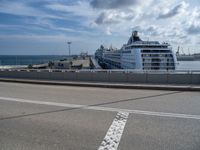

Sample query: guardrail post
[167,71,169,84]
[126,71,128,83]
[190,71,192,84]
[145,71,148,83]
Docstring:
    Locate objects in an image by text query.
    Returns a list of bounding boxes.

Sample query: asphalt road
[0,81,199,150]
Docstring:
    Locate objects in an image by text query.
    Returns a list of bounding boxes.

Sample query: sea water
[177,61,200,70]
[0,55,66,66]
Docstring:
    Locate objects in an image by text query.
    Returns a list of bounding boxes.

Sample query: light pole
[67,41,72,56]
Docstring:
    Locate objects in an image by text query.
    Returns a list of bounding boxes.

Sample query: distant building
[51,61,71,69]
[80,52,88,57]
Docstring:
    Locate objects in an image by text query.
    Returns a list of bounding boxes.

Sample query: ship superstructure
[95,31,177,70]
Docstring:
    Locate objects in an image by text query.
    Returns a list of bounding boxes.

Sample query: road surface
[0,81,199,150]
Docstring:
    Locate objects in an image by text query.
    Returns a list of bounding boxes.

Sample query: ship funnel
[133,31,139,37]
[127,30,142,44]
[132,31,141,41]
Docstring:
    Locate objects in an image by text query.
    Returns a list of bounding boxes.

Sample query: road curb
[0,78,199,91]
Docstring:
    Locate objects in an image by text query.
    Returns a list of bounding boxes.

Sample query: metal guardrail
[0,68,200,74]
[0,68,199,85]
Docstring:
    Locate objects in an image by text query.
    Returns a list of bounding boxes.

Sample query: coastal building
[95,31,177,70]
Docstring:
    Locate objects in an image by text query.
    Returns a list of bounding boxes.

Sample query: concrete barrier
[63,72,77,81]
[147,73,168,84]
[167,73,198,85]
[108,72,127,83]
[91,72,110,82]
[0,70,199,85]
[76,72,93,82]
[191,74,200,84]
[127,73,147,83]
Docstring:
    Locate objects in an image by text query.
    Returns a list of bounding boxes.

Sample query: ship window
[123,50,131,53]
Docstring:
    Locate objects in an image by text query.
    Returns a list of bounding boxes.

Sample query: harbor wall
[0,70,199,85]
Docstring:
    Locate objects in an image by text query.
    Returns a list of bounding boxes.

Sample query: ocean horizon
[0,55,68,66]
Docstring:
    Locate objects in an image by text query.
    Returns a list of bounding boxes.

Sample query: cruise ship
[95,31,177,70]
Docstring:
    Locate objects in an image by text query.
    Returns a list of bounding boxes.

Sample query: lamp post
[67,41,72,56]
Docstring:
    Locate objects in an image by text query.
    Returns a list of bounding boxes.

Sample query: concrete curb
[0,78,199,91]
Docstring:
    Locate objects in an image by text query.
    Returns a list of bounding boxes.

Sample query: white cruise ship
[95,31,177,70]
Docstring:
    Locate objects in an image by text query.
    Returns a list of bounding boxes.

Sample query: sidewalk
[0,78,199,91]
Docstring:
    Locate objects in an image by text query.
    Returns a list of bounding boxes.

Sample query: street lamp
[67,41,72,56]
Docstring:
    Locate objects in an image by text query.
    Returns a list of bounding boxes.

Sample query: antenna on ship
[109,44,113,50]
[181,47,185,55]
[67,41,72,56]
[176,46,180,55]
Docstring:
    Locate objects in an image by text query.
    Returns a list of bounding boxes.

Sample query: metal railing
[0,68,200,74]
[0,68,199,85]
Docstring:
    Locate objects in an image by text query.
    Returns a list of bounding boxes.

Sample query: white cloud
[95,10,135,25]
[46,1,96,18]
[187,22,200,34]
[90,0,153,9]
[157,1,188,19]
[0,0,200,53]
[0,1,61,19]
[106,27,112,35]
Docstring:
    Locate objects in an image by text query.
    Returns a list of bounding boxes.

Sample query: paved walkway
[0,82,200,149]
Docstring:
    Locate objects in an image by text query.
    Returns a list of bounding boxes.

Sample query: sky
[0,0,200,55]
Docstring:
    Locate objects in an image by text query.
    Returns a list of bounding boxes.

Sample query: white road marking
[0,96,200,120]
[0,96,84,108]
[98,112,129,150]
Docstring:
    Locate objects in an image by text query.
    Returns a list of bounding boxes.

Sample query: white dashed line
[98,112,129,150]
[0,96,200,120]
